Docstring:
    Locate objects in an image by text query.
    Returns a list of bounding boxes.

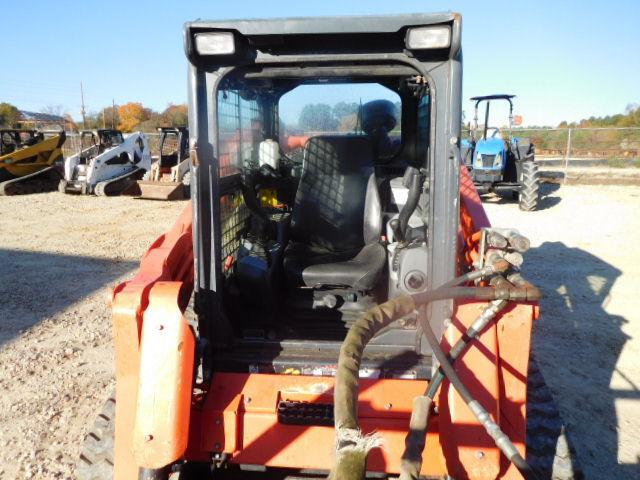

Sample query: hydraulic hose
[400,297,507,480]
[396,169,424,243]
[330,280,539,480]
[425,275,512,399]
[418,309,541,480]
[330,295,417,480]
[438,259,510,290]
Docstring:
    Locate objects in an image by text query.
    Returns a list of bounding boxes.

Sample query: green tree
[332,102,359,120]
[0,102,21,127]
[299,103,338,131]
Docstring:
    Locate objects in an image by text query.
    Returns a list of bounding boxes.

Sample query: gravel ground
[0,185,638,479]
[484,184,640,479]
[0,193,185,479]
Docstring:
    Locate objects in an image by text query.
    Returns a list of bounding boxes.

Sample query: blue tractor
[462,94,539,211]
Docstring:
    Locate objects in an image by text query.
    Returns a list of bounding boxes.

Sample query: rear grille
[278,400,334,426]
[481,154,495,168]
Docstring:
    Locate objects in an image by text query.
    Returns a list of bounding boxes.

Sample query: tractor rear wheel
[519,161,539,211]
[526,359,584,479]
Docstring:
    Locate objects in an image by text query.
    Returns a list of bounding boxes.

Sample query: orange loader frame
[111,167,537,479]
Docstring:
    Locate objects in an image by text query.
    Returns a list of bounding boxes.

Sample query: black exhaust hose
[418,310,541,480]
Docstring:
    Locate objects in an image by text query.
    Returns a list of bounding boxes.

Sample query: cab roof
[185,12,458,35]
[471,94,516,102]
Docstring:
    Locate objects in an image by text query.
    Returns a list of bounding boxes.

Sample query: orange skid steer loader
[78,13,580,480]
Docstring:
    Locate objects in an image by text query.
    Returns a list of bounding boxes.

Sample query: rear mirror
[513,115,523,126]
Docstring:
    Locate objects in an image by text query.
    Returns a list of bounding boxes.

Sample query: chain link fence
[512,127,640,167]
[62,132,162,157]
[60,127,640,184]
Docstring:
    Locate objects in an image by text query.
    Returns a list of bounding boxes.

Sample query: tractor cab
[468,94,516,179]
[463,94,539,210]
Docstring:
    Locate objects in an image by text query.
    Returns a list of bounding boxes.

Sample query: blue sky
[2,0,638,126]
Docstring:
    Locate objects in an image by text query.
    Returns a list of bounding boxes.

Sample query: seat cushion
[284,242,386,291]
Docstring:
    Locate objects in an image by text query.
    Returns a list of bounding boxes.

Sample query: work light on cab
[405,25,451,49]
[194,32,235,55]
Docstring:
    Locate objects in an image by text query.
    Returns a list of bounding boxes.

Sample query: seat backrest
[291,136,381,252]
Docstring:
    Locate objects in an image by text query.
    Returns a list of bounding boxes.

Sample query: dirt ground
[0,194,185,479]
[484,184,640,479]
[0,185,638,479]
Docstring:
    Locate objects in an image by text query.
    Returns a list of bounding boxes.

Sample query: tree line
[292,101,401,133]
[557,103,640,129]
[0,101,187,132]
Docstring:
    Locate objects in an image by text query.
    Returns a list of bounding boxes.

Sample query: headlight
[493,152,502,167]
[194,32,235,55]
[406,26,451,50]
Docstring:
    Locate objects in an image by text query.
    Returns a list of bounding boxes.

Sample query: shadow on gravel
[524,242,639,479]
[0,248,138,346]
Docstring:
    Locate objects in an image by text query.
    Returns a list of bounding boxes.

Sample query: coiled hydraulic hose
[329,279,541,480]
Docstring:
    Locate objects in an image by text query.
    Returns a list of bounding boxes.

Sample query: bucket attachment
[137,180,186,200]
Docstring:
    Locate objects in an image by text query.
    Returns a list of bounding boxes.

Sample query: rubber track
[76,394,116,480]
[519,161,540,211]
[94,168,144,196]
[0,167,61,195]
[527,359,584,479]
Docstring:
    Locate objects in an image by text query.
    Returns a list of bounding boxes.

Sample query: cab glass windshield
[279,83,402,160]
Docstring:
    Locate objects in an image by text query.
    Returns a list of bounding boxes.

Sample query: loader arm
[111,202,194,480]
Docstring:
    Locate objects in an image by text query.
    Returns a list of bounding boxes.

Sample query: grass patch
[607,157,630,168]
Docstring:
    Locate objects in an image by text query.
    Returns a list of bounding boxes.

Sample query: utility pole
[80,82,86,129]
[112,99,116,129]
[102,106,106,128]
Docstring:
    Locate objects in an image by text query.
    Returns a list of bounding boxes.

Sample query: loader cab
[157,126,188,169]
[97,129,124,149]
[186,14,462,379]
[78,130,99,164]
[1,130,20,155]
[0,129,39,155]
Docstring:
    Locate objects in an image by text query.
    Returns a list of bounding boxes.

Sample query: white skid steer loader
[59,129,151,196]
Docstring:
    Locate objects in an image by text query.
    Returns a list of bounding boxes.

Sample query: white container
[259,139,281,170]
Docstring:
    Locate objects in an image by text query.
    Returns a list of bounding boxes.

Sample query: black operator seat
[283,135,385,290]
